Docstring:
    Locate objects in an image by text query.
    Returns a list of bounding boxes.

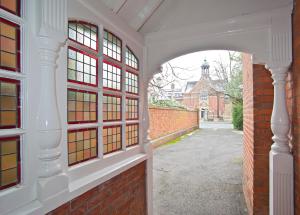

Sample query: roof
[184,81,197,93]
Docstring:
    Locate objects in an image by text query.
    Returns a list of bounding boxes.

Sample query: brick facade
[242,54,274,215]
[148,106,199,140]
[48,162,147,215]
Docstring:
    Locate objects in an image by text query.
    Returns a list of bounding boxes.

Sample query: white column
[36,0,68,203]
[267,7,294,214]
[269,66,294,215]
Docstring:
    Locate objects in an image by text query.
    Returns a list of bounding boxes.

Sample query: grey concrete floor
[153,122,247,215]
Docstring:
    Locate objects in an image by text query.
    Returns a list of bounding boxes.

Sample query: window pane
[102,61,121,91]
[126,124,138,147]
[67,47,97,86]
[68,128,97,166]
[103,126,121,155]
[103,94,121,122]
[0,0,19,16]
[0,136,20,190]
[125,71,138,94]
[68,21,98,51]
[125,47,139,70]
[67,89,97,124]
[0,78,19,128]
[126,98,138,120]
[103,30,122,61]
[0,18,20,72]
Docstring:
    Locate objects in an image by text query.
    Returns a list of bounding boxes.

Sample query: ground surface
[153,121,247,215]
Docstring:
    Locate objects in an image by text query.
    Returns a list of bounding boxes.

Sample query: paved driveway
[153,122,247,215]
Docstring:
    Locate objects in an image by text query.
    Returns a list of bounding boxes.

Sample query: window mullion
[121,41,126,151]
[98,25,104,159]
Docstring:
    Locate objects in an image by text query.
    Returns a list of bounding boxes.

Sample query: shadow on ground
[153,122,247,215]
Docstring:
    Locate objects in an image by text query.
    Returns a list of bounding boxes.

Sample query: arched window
[125,46,139,70]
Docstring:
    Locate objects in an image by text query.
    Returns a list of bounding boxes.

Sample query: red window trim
[103,124,122,155]
[103,93,122,122]
[125,46,139,71]
[103,29,122,63]
[67,127,98,166]
[0,17,21,73]
[126,123,139,147]
[68,20,99,52]
[125,70,139,96]
[0,0,21,16]
[0,77,21,129]
[102,59,122,92]
[0,135,20,190]
[126,96,139,120]
[67,88,98,124]
[67,46,99,87]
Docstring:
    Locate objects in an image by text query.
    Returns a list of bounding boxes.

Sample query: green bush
[232,103,243,130]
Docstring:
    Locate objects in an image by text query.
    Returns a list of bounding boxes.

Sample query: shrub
[232,103,243,130]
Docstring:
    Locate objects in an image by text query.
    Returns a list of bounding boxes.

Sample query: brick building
[182,60,232,121]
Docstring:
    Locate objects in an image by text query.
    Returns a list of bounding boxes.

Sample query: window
[126,97,138,120]
[0,0,20,16]
[68,21,98,51]
[125,47,138,70]
[125,71,138,94]
[103,94,121,122]
[0,136,20,190]
[103,61,121,91]
[68,128,98,166]
[126,124,138,147]
[0,18,20,72]
[103,30,121,61]
[200,91,208,101]
[67,89,97,124]
[68,47,98,86]
[103,126,121,155]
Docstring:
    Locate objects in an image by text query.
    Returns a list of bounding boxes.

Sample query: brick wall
[242,54,274,215]
[148,106,199,140]
[293,1,300,214]
[48,162,147,215]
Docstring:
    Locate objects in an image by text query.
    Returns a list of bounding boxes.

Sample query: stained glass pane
[103,94,121,122]
[0,0,19,16]
[103,30,121,61]
[0,18,20,72]
[125,71,138,94]
[0,136,20,190]
[125,47,138,70]
[103,126,121,155]
[126,124,138,147]
[102,61,121,91]
[67,89,97,124]
[126,97,138,120]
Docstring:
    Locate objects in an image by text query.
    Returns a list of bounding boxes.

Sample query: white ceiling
[95,0,291,35]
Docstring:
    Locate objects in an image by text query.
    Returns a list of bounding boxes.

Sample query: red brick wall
[48,162,147,215]
[242,54,274,215]
[208,95,225,118]
[293,1,300,214]
[148,106,198,140]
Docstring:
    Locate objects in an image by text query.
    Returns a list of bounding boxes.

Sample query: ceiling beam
[129,0,165,31]
[113,0,128,14]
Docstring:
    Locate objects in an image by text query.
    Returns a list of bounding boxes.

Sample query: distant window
[126,124,138,147]
[103,126,122,154]
[200,91,208,101]
[103,30,122,61]
[68,21,98,51]
[68,47,98,86]
[68,128,98,166]
[125,47,138,70]
[103,61,122,91]
[125,71,138,94]
[0,0,20,16]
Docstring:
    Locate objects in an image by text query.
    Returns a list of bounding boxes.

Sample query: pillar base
[269,150,294,215]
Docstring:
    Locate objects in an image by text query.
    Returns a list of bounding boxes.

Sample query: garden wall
[148,106,199,147]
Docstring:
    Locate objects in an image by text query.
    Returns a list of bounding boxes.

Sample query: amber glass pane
[0,136,20,189]
[103,62,121,91]
[0,0,19,15]
[126,98,138,120]
[103,126,121,155]
[125,71,138,94]
[103,30,122,61]
[68,128,97,166]
[126,124,139,147]
[103,95,121,121]
[125,47,138,70]
[67,89,97,123]
[0,19,19,72]
[0,79,19,128]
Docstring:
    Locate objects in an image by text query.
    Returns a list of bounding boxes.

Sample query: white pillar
[36,0,68,203]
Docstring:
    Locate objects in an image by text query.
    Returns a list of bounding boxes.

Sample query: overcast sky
[160,50,234,90]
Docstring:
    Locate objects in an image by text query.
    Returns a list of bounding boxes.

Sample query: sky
[159,50,235,90]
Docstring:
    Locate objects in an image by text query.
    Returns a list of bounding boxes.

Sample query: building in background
[181,60,232,121]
